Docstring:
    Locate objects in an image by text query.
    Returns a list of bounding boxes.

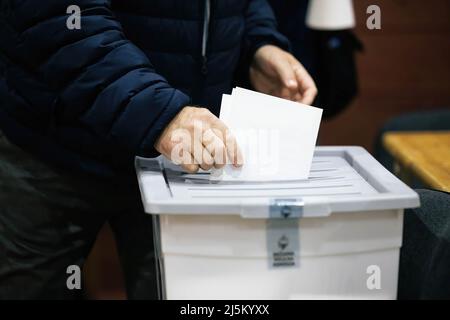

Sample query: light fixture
[306,0,356,30]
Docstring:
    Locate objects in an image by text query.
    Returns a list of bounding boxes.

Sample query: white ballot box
[135,147,420,300]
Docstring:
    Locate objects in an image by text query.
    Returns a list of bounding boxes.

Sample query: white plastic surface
[160,209,403,300]
[136,146,420,218]
[135,146,419,300]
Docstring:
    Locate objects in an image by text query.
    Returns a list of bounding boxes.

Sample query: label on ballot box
[267,199,303,268]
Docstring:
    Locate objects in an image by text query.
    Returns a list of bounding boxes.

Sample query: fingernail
[286,79,297,87]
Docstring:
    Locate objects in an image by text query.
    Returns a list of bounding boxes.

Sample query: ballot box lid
[135,147,420,218]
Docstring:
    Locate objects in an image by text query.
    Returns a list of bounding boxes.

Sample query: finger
[182,162,200,173]
[189,132,202,163]
[251,69,278,97]
[233,140,244,167]
[166,129,194,166]
[181,152,199,173]
[204,129,227,169]
[300,80,318,105]
[294,65,317,105]
[192,137,214,171]
[273,57,298,97]
[211,119,244,167]
[300,87,317,105]
[200,144,215,171]
[279,87,293,100]
[223,130,243,167]
[251,67,294,99]
[179,135,203,172]
[249,68,272,94]
[293,92,302,102]
[190,134,215,171]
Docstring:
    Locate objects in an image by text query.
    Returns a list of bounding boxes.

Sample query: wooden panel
[354,0,450,32]
[320,0,450,152]
[358,34,450,99]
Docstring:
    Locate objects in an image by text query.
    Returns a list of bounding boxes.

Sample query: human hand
[250,45,318,105]
[155,106,243,173]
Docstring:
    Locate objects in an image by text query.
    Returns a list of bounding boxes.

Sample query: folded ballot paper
[212,87,323,182]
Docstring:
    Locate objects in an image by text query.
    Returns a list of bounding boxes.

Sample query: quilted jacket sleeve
[243,0,291,61]
[0,0,190,160]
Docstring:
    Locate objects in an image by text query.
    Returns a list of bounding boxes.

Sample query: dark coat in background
[0,0,289,179]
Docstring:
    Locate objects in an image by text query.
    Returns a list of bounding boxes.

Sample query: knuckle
[201,163,213,171]
[192,121,202,130]
[214,162,225,169]
[216,144,225,154]
[184,164,198,173]
[200,108,210,115]
[187,121,198,131]
[160,142,171,155]
[183,106,195,114]
[198,108,210,118]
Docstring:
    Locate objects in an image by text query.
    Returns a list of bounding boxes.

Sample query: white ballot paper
[213,87,323,181]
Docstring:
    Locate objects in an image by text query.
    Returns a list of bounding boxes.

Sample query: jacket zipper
[201,0,210,75]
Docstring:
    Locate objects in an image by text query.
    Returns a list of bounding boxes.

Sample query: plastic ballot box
[135,146,420,300]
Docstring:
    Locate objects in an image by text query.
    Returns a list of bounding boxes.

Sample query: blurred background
[83,0,450,299]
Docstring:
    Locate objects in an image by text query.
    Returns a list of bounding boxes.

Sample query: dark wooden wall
[84,0,450,299]
[320,0,450,150]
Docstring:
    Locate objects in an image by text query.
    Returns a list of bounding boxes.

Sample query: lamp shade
[306,0,356,30]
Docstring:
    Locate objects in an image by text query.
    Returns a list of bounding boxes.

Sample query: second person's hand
[250,45,318,105]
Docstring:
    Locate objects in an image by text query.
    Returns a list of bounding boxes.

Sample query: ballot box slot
[187,184,354,191]
[307,176,346,181]
[191,192,362,198]
[174,177,371,198]
[167,175,348,185]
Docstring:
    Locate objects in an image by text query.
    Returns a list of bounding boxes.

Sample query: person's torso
[112,0,247,113]
[0,0,249,178]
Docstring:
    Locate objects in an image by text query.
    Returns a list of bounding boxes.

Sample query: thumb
[273,58,298,91]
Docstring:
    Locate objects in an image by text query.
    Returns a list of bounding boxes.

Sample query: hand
[155,106,243,173]
[250,45,318,105]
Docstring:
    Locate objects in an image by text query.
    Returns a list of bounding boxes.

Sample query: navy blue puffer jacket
[0,0,288,179]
